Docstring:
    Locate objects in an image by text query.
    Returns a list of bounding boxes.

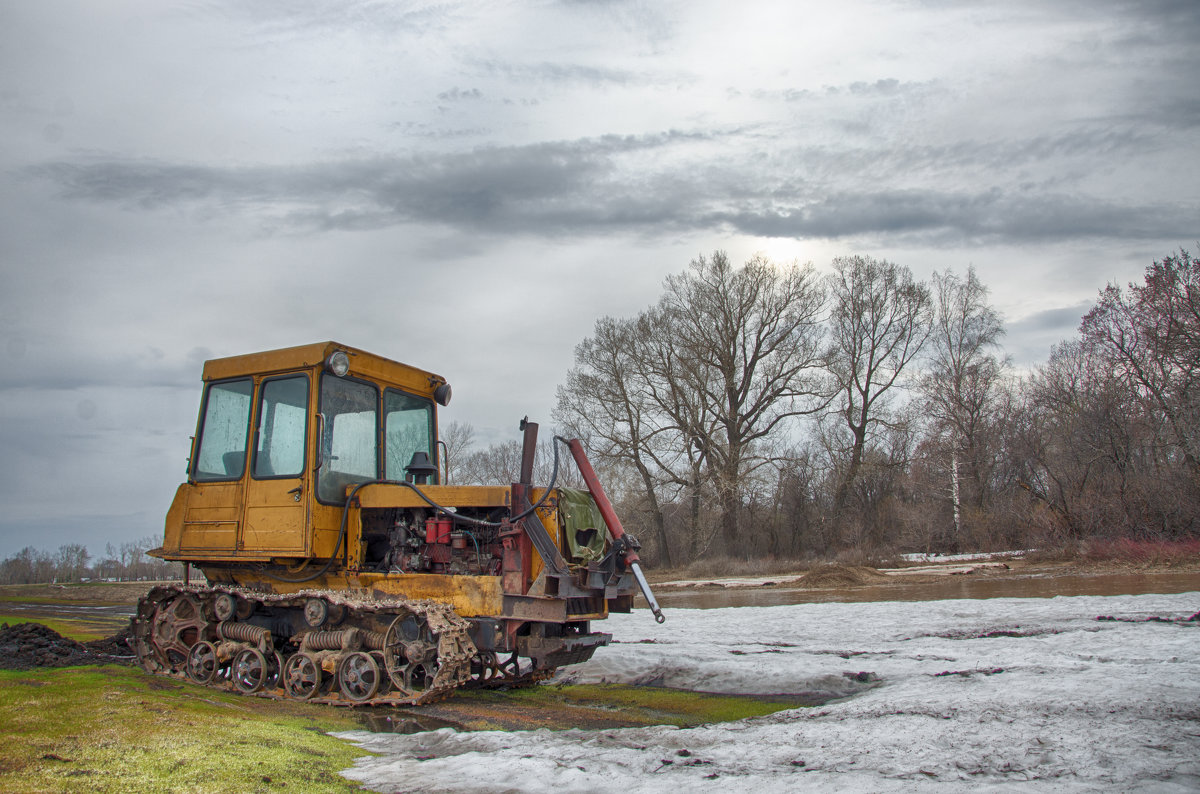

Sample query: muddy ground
[0,622,133,670]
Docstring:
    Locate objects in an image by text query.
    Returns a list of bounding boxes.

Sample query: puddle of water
[353,710,465,733]
[655,571,1200,610]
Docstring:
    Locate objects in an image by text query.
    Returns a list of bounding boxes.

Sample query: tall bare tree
[921,267,1008,535]
[826,255,932,534]
[557,251,828,559]
[1081,248,1200,475]
[556,314,689,566]
[657,251,828,554]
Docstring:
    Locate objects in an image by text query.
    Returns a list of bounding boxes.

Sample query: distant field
[0,581,173,604]
[0,581,150,641]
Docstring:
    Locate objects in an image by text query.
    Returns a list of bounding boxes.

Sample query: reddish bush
[1082,537,1200,566]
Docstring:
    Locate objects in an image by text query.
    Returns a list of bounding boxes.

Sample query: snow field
[337,592,1200,792]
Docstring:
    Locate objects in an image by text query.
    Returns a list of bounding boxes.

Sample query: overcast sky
[1,0,1196,559]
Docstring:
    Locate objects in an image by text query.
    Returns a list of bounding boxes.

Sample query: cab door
[181,377,253,553]
[241,374,311,555]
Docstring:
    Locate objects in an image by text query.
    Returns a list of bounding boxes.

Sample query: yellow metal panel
[241,508,306,553]
[352,572,504,617]
[179,482,243,553]
[354,484,512,509]
[201,341,446,396]
[161,484,188,554]
[528,487,564,581]
[202,342,329,381]
[243,479,309,554]
[180,521,238,551]
[185,506,241,522]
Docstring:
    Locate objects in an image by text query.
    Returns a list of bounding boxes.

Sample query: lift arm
[565,438,666,624]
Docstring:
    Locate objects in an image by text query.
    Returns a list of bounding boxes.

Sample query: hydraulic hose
[266,438,566,583]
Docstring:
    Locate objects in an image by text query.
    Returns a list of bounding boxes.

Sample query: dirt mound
[798,565,890,587]
[0,622,134,671]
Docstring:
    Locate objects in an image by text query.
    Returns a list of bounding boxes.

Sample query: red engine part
[425,517,452,544]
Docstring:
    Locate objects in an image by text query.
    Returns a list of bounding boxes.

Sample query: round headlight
[325,350,350,377]
[434,382,452,406]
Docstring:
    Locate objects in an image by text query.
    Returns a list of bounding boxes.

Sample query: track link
[131,585,477,707]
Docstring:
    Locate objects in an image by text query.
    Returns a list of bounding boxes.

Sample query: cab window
[317,375,379,503]
[384,389,436,481]
[253,375,309,479]
[193,378,253,481]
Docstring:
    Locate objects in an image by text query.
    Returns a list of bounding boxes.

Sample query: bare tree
[556,314,684,566]
[921,267,1008,536]
[557,251,828,559]
[1081,248,1200,475]
[826,255,932,538]
[458,437,582,490]
[55,543,90,582]
[1016,340,1141,539]
[439,420,476,484]
[657,251,828,554]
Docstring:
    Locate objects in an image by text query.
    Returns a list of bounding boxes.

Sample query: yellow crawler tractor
[134,342,663,705]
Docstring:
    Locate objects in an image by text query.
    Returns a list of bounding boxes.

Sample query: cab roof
[201,342,446,397]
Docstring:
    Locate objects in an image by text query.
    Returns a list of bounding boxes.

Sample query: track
[130,585,547,707]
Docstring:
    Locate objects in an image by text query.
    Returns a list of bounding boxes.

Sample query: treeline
[451,248,1200,566]
[0,537,184,585]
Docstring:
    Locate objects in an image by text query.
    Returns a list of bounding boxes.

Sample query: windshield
[385,389,436,481]
[317,375,379,503]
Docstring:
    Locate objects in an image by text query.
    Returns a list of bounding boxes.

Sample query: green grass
[479,682,808,727]
[0,666,368,794]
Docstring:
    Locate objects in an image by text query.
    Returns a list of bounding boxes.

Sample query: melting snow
[336,592,1200,792]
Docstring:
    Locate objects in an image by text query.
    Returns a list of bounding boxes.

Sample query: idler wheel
[232,647,269,693]
[152,593,209,672]
[383,609,437,694]
[303,598,329,627]
[186,640,218,685]
[283,652,322,700]
[338,651,382,702]
[213,593,237,622]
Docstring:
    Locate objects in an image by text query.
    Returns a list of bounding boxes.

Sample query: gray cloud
[437,87,484,102]
[1008,301,1094,336]
[28,133,1196,246]
[1004,301,1097,366]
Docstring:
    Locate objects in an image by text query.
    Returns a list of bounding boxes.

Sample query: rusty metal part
[213,592,237,622]
[186,640,219,684]
[150,592,210,671]
[284,652,322,699]
[303,598,328,627]
[301,628,361,653]
[232,647,269,693]
[380,606,474,704]
[462,649,558,691]
[566,438,666,624]
[338,651,382,702]
[131,585,477,707]
[217,620,272,652]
